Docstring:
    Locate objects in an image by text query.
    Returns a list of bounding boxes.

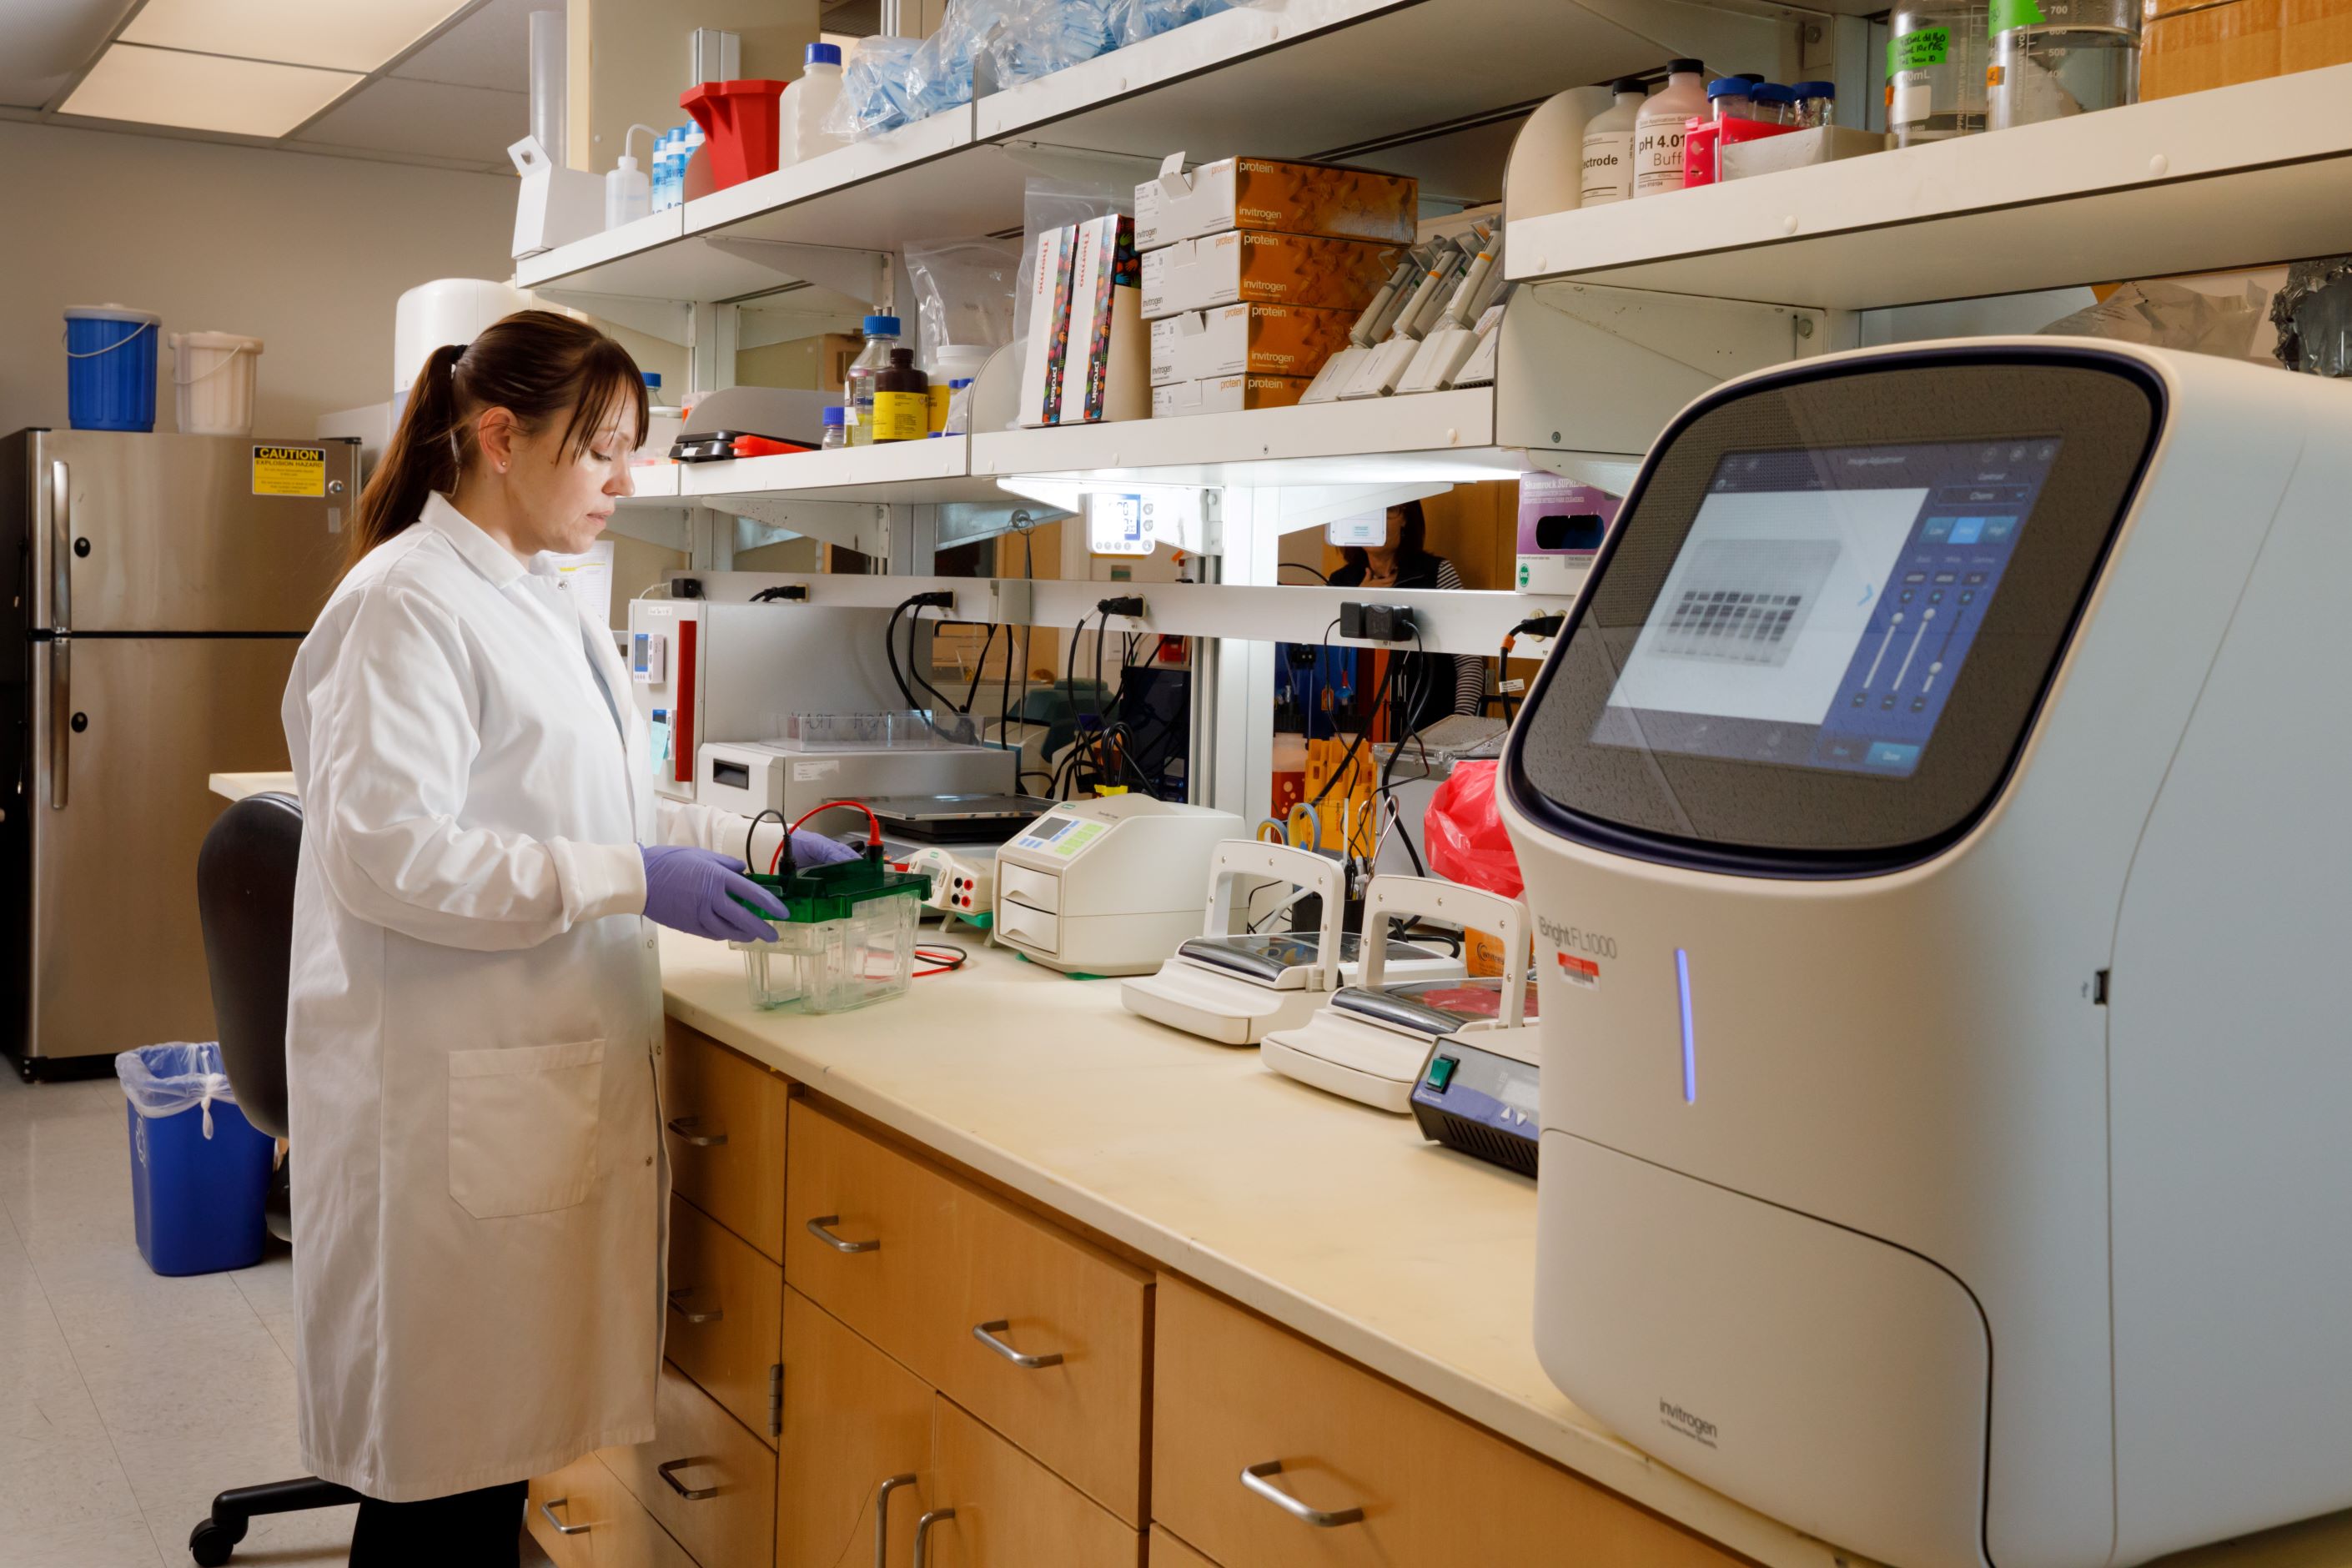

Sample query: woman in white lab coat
[280,311,850,1564]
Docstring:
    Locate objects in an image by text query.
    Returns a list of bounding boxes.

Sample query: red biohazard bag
[1422,760,1521,899]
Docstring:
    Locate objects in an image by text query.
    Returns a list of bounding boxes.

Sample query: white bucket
[170,331,264,435]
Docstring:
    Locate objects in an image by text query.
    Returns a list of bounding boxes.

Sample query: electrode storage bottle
[1790,81,1837,127]
[1751,83,1797,124]
[789,43,849,163]
[844,314,902,446]
[1579,78,1649,207]
[1888,0,1989,144]
[1990,0,2140,128]
[1633,60,1709,198]
[869,349,930,444]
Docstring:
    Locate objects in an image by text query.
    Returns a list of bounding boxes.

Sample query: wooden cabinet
[602,1360,776,1568]
[661,1018,789,1262]
[1153,1277,1743,1568]
[527,1454,608,1568]
[665,1193,783,1447]
[777,1286,937,1568]
[917,1397,1143,1568]
[1148,1525,1221,1568]
[786,1100,1152,1525]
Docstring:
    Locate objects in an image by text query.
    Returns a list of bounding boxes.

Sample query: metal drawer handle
[666,1286,721,1324]
[539,1497,591,1536]
[666,1115,726,1147]
[912,1506,956,1568]
[873,1473,917,1568]
[656,1457,719,1500]
[806,1214,880,1254]
[1241,1460,1364,1527]
[972,1319,1063,1369]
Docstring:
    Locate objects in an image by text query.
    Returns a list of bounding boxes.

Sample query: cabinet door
[1153,1276,1743,1568]
[577,1458,698,1568]
[601,1360,776,1568]
[666,1193,785,1447]
[527,1455,611,1568]
[918,1397,1143,1568]
[1148,1525,1223,1568]
[778,1286,937,1568]
[661,1020,790,1260]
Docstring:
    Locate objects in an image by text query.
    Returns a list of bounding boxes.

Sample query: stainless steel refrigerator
[3,430,357,1078]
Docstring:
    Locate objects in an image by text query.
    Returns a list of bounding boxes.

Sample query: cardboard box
[2142,0,2352,95]
[817,332,862,395]
[1148,302,1356,386]
[1140,231,1404,321]
[1060,215,1148,425]
[1017,224,1081,429]
[1134,153,1420,250]
[1150,374,1314,418]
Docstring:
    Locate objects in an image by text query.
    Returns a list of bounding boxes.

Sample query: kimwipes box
[1140,231,1403,320]
[1134,153,1420,249]
[1148,302,1355,386]
[1150,374,1314,418]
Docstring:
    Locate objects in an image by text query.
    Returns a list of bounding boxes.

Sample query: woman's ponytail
[347,343,466,574]
[340,310,648,577]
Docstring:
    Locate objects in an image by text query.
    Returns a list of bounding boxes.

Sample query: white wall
[0,121,516,440]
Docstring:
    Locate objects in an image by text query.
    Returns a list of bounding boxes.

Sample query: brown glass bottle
[869,348,931,444]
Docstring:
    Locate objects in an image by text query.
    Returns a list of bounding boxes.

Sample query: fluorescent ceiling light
[61,43,359,137]
[122,0,469,74]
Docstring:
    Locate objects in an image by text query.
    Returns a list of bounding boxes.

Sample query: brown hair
[348,309,648,571]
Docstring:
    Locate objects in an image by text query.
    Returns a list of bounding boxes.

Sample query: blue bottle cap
[1706,78,1751,98]
[1752,83,1797,105]
[949,378,974,389]
[822,405,847,425]
[807,42,842,67]
[1792,79,1837,98]
[641,372,661,388]
[862,314,901,336]
[1736,72,1767,83]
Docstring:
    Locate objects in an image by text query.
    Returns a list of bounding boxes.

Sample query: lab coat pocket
[447,1038,606,1219]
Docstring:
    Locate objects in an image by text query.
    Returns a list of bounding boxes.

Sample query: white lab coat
[280,493,764,1501]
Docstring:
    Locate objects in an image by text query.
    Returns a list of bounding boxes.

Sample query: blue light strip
[1676,947,1696,1103]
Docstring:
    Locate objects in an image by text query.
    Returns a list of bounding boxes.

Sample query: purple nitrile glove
[641,846,786,942]
[789,829,863,867]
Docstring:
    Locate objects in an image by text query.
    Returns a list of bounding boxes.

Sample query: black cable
[1376,630,1433,877]
[745,808,787,876]
[904,613,960,715]
[962,625,996,712]
[1309,637,1404,813]
[883,602,917,711]
[1278,562,1329,583]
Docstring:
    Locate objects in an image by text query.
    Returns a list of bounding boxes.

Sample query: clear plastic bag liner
[1010,176,1133,350]
[116,1041,239,1138]
[905,238,1023,367]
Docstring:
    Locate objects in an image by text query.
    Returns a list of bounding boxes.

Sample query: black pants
[349,1479,526,1567]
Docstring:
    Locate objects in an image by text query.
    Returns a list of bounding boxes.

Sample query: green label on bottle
[1890,26,1952,71]
[1989,0,2048,35]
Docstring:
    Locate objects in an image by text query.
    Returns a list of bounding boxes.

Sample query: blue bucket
[118,1043,274,1276]
[65,304,161,432]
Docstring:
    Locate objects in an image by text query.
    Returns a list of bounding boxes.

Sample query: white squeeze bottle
[1579,78,1649,207]
[1633,59,1708,199]
[788,42,847,164]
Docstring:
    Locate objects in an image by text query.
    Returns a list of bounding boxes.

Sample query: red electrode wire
[771,800,887,872]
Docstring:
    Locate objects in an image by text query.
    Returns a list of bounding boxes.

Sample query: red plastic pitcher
[681,78,789,190]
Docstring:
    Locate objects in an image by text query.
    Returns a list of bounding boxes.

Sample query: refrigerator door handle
[49,459,70,636]
[47,636,69,811]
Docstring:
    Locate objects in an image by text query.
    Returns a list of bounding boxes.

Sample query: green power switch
[1426,1055,1459,1091]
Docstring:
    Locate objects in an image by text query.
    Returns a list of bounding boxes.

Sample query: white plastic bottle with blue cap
[787,43,848,165]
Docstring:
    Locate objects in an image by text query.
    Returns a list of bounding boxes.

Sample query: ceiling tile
[293,73,528,164]
[60,42,359,137]
[391,0,538,92]
[0,0,142,109]
[123,0,469,74]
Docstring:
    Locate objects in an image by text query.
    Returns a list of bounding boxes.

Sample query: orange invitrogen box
[1150,374,1315,417]
[1140,232,1404,319]
[1135,154,1420,249]
[1148,302,1357,385]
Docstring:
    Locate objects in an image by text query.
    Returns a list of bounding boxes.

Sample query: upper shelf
[1505,64,2352,310]
[513,0,1762,303]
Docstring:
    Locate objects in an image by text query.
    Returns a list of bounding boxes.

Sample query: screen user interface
[1594,438,2061,777]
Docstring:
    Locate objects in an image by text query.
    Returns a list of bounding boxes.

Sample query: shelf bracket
[701,238,893,305]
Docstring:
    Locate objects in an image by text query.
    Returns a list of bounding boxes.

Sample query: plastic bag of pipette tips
[1108,0,1232,46]
[987,0,1114,88]
[2039,279,2275,363]
[117,1042,241,1138]
[905,238,1022,367]
[1424,761,1525,901]
[827,35,927,140]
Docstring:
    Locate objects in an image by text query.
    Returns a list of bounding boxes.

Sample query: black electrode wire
[961,625,996,712]
[1279,562,1329,583]
[1309,637,1405,813]
[745,808,788,877]
[1376,630,1434,877]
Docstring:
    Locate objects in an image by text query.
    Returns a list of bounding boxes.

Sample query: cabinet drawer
[601,1360,776,1568]
[666,1193,783,1448]
[787,1101,1153,1524]
[777,1286,936,1568]
[526,1455,606,1568]
[1148,1525,1221,1568]
[661,1020,788,1261]
[921,1395,1143,1568]
[1152,1277,1744,1568]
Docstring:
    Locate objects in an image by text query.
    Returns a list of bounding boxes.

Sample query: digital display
[1594,438,2061,777]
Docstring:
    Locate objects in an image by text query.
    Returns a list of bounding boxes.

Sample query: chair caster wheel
[189,1517,245,1566]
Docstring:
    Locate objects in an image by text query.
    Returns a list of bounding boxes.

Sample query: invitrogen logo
[1660,1399,1720,1448]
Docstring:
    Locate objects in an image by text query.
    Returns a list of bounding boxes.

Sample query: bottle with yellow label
[869,349,931,444]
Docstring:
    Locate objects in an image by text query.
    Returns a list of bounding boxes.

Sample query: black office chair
[187,793,361,1566]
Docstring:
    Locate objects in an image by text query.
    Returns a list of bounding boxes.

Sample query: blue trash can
[118,1043,274,1276]
[64,304,161,432]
